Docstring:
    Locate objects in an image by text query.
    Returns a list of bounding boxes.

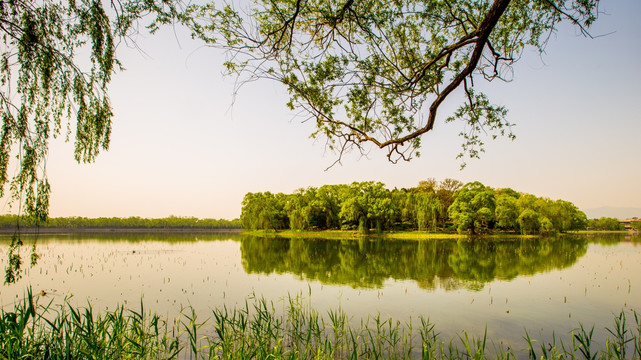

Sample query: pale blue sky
[11,0,640,220]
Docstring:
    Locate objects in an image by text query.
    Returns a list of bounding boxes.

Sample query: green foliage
[1,289,639,359]
[0,0,192,282]
[588,217,626,231]
[0,214,240,230]
[240,179,587,235]
[0,0,161,220]
[241,192,289,230]
[416,192,441,232]
[241,179,463,233]
[0,289,181,359]
[495,192,519,231]
[183,0,599,163]
[339,181,392,233]
[518,208,540,235]
[448,182,496,234]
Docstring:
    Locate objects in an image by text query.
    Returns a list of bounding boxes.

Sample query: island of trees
[240,179,588,235]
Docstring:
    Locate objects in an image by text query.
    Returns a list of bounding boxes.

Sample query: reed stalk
[0,289,639,359]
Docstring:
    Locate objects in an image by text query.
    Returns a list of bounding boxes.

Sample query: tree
[551,199,587,232]
[495,191,519,231]
[518,208,540,235]
[436,178,463,223]
[313,185,343,229]
[240,191,289,230]
[185,0,599,164]
[338,181,391,233]
[0,1,185,219]
[0,0,186,282]
[285,189,310,230]
[391,188,416,230]
[416,192,441,232]
[417,178,438,193]
[588,217,624,231]
[448,181,495,234]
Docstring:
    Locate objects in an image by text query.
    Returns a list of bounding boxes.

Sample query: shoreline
[242,229,536,240]
[0,227,242,235]
[0,228,633,238]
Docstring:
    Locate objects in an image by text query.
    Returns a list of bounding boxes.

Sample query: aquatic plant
[0,290,639,359]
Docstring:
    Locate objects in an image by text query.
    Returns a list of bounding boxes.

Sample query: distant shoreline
[0,227,242,235]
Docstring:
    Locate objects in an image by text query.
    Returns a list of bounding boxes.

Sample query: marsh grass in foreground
[1,290,640,359]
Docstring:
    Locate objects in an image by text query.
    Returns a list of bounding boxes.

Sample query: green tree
[448,181,495,234]
[518,208,540,235]
[495,191,520,232]
[339,181,391,233]
[551,200,587,232]
[588,217,624,231]
[435,178,463,224]
[240,191,288,230]
[312,185,343,229]
[285,189,309,230]
[185,0,598,164]
[0,0,186,282]
[416,192,441,232]
[391,188,415,230]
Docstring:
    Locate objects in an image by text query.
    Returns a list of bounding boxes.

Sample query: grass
[243,230,468,240]
[1,289,640,359]
[575,230,630,234]
[243,230,572,241]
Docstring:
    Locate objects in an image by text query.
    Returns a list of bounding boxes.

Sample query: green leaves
[0,0,178,282]
[184,0,598,163]
[448,181,496,234]
[1,0,121,220]
[447,87,512,168]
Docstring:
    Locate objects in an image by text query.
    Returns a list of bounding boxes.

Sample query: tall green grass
[1,289,639,359]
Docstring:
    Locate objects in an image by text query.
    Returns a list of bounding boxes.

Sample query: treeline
[240,179,588,235]
[0,215,241,229]
[587,217,625,231]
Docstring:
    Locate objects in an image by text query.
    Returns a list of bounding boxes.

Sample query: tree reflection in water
[240,236,589,291]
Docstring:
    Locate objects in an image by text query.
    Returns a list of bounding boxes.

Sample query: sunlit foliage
[184,0,599,164]
[0,214,240,229]
[240,179,587,235]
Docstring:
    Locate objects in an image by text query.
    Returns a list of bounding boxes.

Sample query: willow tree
[184,0,599,164]
[0,0,180,283]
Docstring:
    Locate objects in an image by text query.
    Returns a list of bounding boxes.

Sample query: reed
[1,290,639,359]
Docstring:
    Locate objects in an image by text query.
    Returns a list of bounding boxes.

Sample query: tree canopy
[240,179,587,235]
[0,0,184,221]
[185,0,599,164]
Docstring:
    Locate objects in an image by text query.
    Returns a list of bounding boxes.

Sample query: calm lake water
[1,232,639,352]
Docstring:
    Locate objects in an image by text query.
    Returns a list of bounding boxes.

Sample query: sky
[4,0,640,220]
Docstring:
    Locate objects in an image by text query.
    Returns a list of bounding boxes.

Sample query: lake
[1,232,639,353]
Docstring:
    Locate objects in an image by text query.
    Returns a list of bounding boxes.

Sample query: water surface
[1,233,639,351]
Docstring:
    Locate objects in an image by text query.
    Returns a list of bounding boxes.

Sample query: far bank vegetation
[241,180,587,235]
[0,215,240,230]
